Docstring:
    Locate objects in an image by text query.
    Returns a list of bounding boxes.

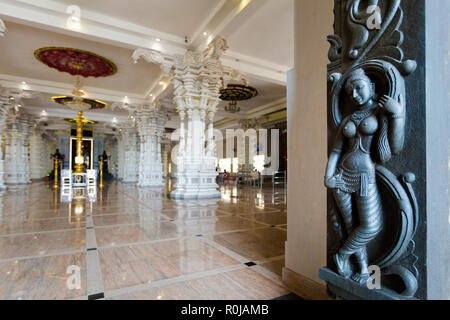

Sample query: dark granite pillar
[319,0,449,300]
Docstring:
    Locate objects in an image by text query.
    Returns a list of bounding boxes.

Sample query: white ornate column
[121,124,139,183]
[136,104,166,187]
[117,134,125,180]
[4,110,24,184]
[30,128,46,180]
[45,132,57,175]
[20,116,33,184]
[0,92,13,190]
[162,142,170,178]
[133,37,247,199]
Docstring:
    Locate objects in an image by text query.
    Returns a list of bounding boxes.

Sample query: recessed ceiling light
[203,32,208,36]
[156,38,161,42]
[21,81,27,85]
[159,81,165,86]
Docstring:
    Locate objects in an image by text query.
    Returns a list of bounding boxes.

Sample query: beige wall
[285,0,334,284]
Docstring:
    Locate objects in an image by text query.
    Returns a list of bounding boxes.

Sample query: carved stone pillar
[320,0,449,300]
[30,128,46,179]
[238,119,261,181]
[121,125,139,183]
[136,105,166,187]
[162,142,171,178]
[3,108,32,185]
[117,134,125,180]
[133,37,248,199]
[0,93,13,190]
[19,116,33,184]
[45,132,57,174]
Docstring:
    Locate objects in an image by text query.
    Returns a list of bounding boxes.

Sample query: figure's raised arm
[379,95,405,154]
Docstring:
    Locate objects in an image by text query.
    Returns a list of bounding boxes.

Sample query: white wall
[286,0,334,284]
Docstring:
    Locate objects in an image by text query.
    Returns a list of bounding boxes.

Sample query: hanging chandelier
[52,76,107,112]
[57,76,90,112]
[35,47,116,112]
[219,84,258,114]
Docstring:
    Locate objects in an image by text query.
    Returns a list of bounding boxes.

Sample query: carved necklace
[351,106,376,125]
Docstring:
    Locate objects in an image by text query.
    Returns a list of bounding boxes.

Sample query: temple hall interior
[0,0,448,301]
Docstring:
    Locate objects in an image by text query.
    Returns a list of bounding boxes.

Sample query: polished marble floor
[0,181,289,300]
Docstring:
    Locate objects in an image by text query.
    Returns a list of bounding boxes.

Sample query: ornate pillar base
[137,163,165,188]
[319,268,417,300]
[170,157,220,200]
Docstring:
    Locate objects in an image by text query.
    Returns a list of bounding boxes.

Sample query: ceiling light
[66,5,81,30]
[159,81,165,86]
[156,38,161,42]
[203,32,208,36]
[21,81,26,85]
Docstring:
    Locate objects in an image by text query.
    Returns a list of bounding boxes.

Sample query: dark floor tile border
[88,292,105,300]
[271,293,303,300]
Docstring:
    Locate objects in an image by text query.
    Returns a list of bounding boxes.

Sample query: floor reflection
[0,181,288,300]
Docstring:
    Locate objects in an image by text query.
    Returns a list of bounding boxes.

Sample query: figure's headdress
[346,68,372,86]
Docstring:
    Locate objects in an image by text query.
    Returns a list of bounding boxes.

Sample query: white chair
[87,169,97,187]
[61,169,72,189]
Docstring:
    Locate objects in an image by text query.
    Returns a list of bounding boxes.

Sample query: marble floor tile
[259,258,285,276]
[0,182,291,300]
[211,228,287,261]
[238,212,287,226]
[161,207,230,220]
[99,238,240,291]
[108,268,289,300]
[0,218,86,236]
[0,253,86,300]
[0,230,86,260]
[95,222,179,247]
[93,214,145,227]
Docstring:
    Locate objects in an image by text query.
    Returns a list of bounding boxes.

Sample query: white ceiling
[0,0,293,132]
[0,22,162,95]
[221,0,294,67]
[54,0,223,39]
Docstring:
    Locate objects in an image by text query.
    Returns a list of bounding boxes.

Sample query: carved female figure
[324,68,405,284]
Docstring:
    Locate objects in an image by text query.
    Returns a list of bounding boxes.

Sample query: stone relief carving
[324,0,419,297]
